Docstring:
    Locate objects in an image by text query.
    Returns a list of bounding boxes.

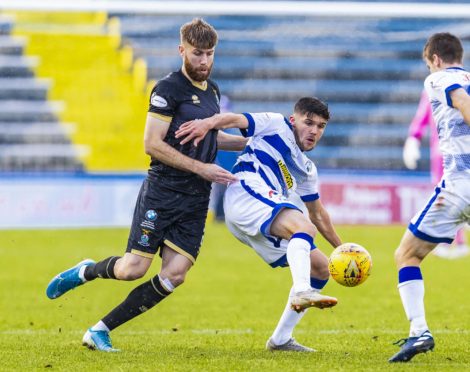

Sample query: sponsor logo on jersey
[145,209,157,221]
[277,160,293,189]
[192,95,200,104]
[268,190,278,198]
[151,93,168,108]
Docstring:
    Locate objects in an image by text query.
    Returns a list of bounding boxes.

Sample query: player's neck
[181,67,208,90]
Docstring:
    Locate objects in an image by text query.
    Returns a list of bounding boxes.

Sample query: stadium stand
[0,11,149,172]
[0,14,85,171]
[116,14,470,171]
[1,7,470,172]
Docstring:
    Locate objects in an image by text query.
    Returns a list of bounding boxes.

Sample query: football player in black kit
[46,18,247,352]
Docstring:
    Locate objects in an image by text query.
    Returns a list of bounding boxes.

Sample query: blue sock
[398,266,422,284]
[310,277,328,290]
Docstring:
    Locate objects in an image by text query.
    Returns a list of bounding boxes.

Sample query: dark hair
[294,97,330,120]
[423,32,463,64]
[180,18,218,49]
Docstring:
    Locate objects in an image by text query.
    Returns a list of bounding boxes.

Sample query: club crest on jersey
[138,229,151,247]
[305,160,313,173]
[277,160,293,189]
[151,93,167,108]
[192,95,200,104]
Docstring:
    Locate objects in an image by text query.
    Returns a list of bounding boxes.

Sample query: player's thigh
[224,180,301,238]
[409,179,470,244]
[270,208,316,240]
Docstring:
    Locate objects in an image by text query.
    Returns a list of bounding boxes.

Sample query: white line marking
[1,328,468,335]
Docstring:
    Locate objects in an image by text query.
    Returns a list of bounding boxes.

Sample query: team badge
[192,95,200,104]
[138,229,151,247]
[305,160,313,173]
[151,93,168,108]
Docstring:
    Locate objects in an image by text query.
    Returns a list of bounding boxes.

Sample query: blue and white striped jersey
[425,67,470,178]
[234,112,319,202]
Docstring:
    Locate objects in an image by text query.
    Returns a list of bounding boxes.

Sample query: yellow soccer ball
[328,243,372,287]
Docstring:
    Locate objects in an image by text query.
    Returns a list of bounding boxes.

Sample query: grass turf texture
[0,225,469,371]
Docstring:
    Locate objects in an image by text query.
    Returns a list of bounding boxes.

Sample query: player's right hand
[403,136,421,170]
[175,119,212,147]
[198,163,238,185]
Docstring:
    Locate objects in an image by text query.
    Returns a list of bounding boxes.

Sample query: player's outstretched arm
[144,114,237,185]
[175,113,248,147]
[451,88,470,126]
[305,199,342,248]
[217,131,248,151]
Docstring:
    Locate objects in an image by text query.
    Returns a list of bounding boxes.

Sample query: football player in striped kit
[390,32,470,363]
[177,97,342,352]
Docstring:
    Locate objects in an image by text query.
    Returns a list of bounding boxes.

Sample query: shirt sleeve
[425,71,463,108]
[239,112,288,137]
[296,159,320,202]
[148,80,177,122]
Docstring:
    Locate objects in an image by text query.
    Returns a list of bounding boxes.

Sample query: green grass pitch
[1,224,469,371]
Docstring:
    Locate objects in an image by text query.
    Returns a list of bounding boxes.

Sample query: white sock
[90,320,110,333]
[271,286,307,345]
[398,280,428,337]
[78,265,87,282]
[286,235,311,293]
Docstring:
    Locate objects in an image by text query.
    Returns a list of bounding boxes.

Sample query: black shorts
[126,178,209,264]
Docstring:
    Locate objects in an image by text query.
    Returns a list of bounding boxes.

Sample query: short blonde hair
[180,18,218,49]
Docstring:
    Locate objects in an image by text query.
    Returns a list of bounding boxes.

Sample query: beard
[184,56,212,82]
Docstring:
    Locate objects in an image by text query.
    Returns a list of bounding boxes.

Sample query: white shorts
[223,173,307,267]
[409,177,470,243]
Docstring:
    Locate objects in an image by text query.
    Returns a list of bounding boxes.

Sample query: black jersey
[147,69,221,195]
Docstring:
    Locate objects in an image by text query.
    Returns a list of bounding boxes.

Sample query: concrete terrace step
[218,79,423,103]
[0,144,87,171]
[231,101,417,124]
[0,15,13,35]
[0,78,51,100]
[0,56,38,77]
[146,56,428,81]
[0,36,26,55]
[0,100,63,122]
[0,122,75,144]
[309,146,429,170]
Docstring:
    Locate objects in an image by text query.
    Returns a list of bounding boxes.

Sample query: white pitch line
[1,328,469,335]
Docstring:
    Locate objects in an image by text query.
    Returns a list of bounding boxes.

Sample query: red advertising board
[320,178,433,225]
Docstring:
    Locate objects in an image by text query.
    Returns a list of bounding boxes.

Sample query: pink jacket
[408,90,443,183]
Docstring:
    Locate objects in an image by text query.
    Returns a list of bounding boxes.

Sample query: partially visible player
[403,90,469,259]
[390,33,470,363]
[177,97,342,352]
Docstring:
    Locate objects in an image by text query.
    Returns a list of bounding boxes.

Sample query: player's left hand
[175,119,212,147]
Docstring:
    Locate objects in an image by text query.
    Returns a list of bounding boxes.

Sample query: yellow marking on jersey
[192,94,201,104]
[164,239,196,264]
[278,160,293,189]
[148,112,172,123]
[191,80,207,91]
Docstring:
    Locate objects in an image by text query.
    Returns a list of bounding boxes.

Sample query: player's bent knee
[114,264,148,281]
[159,271,186,288]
